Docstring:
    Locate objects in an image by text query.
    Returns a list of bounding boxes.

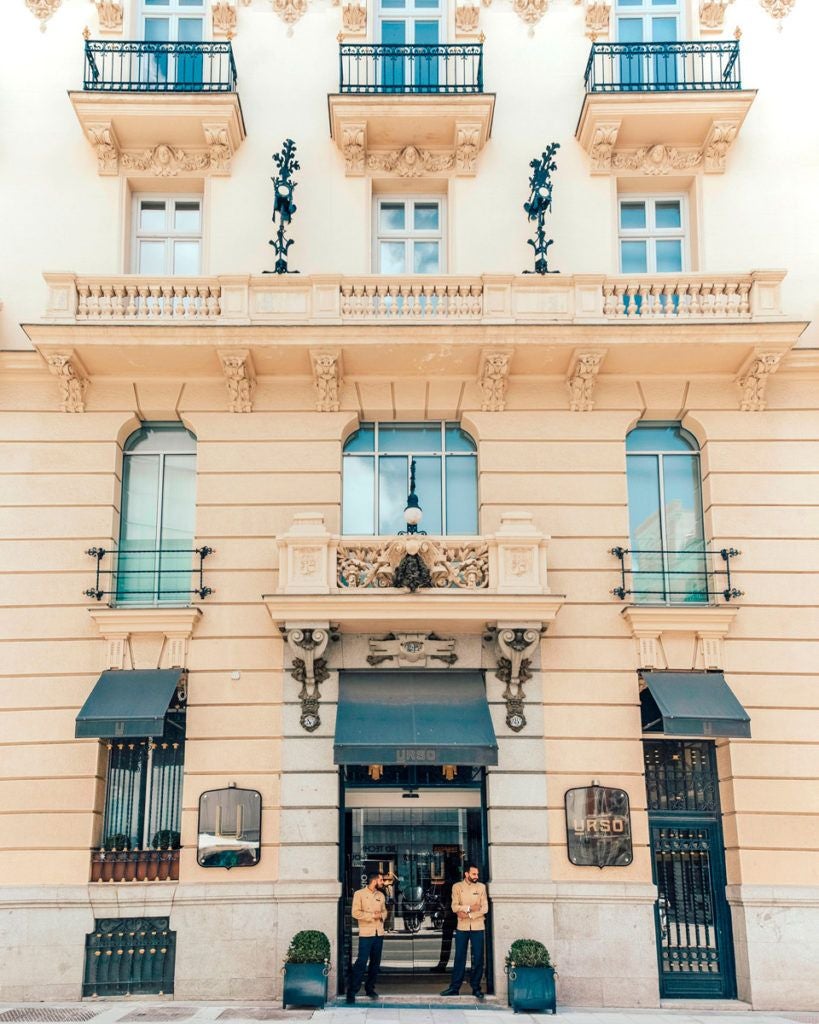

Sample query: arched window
[343,421,478,535]
[625,422,707,603]
[118,423,197,604]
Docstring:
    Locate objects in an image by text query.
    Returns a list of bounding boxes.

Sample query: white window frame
[139,0,207,42]
[132,193,204,276]
[614,0,684,42]
[376,0,445,45]
[618,194,688,275]
[373,196,446,274]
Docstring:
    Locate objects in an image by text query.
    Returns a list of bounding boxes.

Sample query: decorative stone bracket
[621,606,738,672]
[88,607,202,672]
[45,350,89,412]
[218,349,255,412]
[336,119,490,178]
[737,350,783,411]
[310,349,342,412]
[567,350,605,411]
[478,348,513,412]
[368,632,458,667]
[82,122,238,177]
[281,624,333,731]
[486,623,544,732]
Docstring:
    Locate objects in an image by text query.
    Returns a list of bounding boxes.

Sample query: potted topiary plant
[505,938,556,1014]
[282,930,331,1009]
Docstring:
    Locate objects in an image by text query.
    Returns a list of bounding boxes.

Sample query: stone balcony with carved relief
[329,44,494,176]
[70,40,246,176]
[577,40,756,175]
[262,511,563,634]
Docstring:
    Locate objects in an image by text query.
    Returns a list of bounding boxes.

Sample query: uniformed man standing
[439,863,489,1000]
[346,871,387,1003]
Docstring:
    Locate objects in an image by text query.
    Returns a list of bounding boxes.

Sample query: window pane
[445,455,478,534]
[140,200,167,231]
[652,15,677,40]
[378,456,408,535]
[125,423,197,454]
[627,424,697,453]
[626,454,665,601]
[620,202,646,230]
[174,201,201,231]
[179,0,205,6]
[656,239,682,273]
[414,203,439,230]
[173,240,201,275]
[663,455,707,602]
[415,0,440,7]
[617,17,643,41]
[342,455,375,534]
[344,425,375,453]
[413,241,440,274]
[177,17,204,40]
[378,423,441,452]
[158,453,196,601]
[379,203,406,232]
[139,240,167,275]
[380,0,406,7]
[411,456,441,535]
[620,240,647,274]
[118,454,161,602]
[445,423,477,452]
[655,200,681,229]
[144,0,170,6]
[143,17,170,40]
[379,241,406,274]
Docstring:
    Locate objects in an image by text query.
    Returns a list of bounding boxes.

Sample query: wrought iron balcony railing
[85,545,214,604]
[584,41,741,94]
[611,546,742,605]
[83,39,238,93]
[339,43,483,94]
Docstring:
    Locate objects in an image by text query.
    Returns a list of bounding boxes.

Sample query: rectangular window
[374,197,444,274]
[133,195,202,275]
[618,196,686,274]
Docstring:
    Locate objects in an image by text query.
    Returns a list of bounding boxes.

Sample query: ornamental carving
[212,1,237,36]
[26,0,61,30]
[760,0,795,21]
[703,121,738,173]
[567,351,604,412]
[204,124,233,173]
[342,2,366,32]
[455,124,481,173]
[699,0,732,30]
[589,123,619,173]
[337,538,489,591]
[310,350,341,412]
[121,144,210,177]
[585,0,610,40]
[341,124,366,174]
[488,625,544,732]
[367,146,454,177]
[282,627,331,732]
[512,0,548,33]
[272,0,307,32]
[94,0,123,31]
[455,3,480,33]
[46,353,88,413]
[87,122,119,175]
[218,350,255,413]
[479,350,512,412]
[368,633,458,668]
[612,144,702,175]
[737,352,782,412]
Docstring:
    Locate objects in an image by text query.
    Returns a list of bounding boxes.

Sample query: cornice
[88,606,202,637]
[621,605,738,637]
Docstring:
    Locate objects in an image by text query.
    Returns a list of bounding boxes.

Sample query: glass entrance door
[342,790,486,990]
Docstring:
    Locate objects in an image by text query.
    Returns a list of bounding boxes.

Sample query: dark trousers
[450,928,485,992]
[348,935,383,994]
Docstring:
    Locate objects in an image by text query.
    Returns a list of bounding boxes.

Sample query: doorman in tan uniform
[346,871,387,1003]
[440,863,489,1000]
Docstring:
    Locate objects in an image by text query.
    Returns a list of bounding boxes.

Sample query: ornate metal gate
[644,741,736,999]
[82,917,175,996]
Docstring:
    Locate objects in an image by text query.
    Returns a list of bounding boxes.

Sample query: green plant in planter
[506,938,553,970]
[151,829,181,850]
[104,833,132,852]
[285,930,331,965]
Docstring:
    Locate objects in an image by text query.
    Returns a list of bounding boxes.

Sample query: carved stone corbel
[589,122,619,173]
[282,625,332,732]
[203,123,233,173]
[478,349,513,412]
[567,350,605,412]
[488,624,543,732]
[94,1,124,32]
[87,122,120,176]
[455,123,482,175]
[46,352,89,413]
[218,349,255,412]
[341,123,367,175]
[310,350,342,412]
[737,352,782,411]
[703,120,739,173]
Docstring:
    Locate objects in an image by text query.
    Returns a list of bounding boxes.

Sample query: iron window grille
[83,917,176,996]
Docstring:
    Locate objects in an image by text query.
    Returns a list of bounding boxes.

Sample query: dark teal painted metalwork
[83,39,237,93]
[267,139,300,275]
[83,917,176,996]
[584,40,741,93]
[339,43,483,94]
[524,143,560,276]
[84,545,213,603]
[610,546,742,603]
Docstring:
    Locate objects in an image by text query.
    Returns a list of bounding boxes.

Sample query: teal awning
[334,670,498,766]
[75,670,184,739]
[640,671,751,739]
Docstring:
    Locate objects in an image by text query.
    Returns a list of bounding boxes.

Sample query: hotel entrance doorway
[340,767,490,995]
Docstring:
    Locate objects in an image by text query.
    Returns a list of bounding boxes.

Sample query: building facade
[0,0,818,1010]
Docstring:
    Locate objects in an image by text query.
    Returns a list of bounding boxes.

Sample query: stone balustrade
[43,270,786,325]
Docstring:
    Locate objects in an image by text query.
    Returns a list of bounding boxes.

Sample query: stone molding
[567,350,605,411]
[612,143,703,176]
[760,0,795,22]
[700,0,733,32]
[511,0,548,34]
[280,623,332,731]
[621,605,738,671]
[212,1,238,37]
[218,348,255,412]
[367,145,455,177]
[737,350,783,411]
[455,3,480,34]
[26,0,61,31]
[367,632,458,667]
[341,1,366,33]
[584,0,610,40]
[310,349,342,412]
[478,349,513,411]
[272,0,308,32]
[94,0,124,32]
[88,606,202,671]
[45,350,88,412]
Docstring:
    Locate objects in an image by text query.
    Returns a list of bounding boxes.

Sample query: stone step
[660,1000,753,1012]
[333,995,504,1009]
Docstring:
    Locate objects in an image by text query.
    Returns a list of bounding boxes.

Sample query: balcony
[329,44,494,177]
[611,546,742,606]
[85,545,214,606]
[70,40,246,176]
[576,41,756,175]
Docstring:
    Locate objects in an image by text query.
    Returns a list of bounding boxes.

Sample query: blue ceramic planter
[282,962,329,1009]
[507,965,556,1014]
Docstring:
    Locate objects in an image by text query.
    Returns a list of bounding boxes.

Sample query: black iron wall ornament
[267,138,300,274]
[523,142,560,275]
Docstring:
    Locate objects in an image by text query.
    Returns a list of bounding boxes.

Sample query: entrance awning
[639,670,751,738]
[75,669,184,739]
[334,670,498,766]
